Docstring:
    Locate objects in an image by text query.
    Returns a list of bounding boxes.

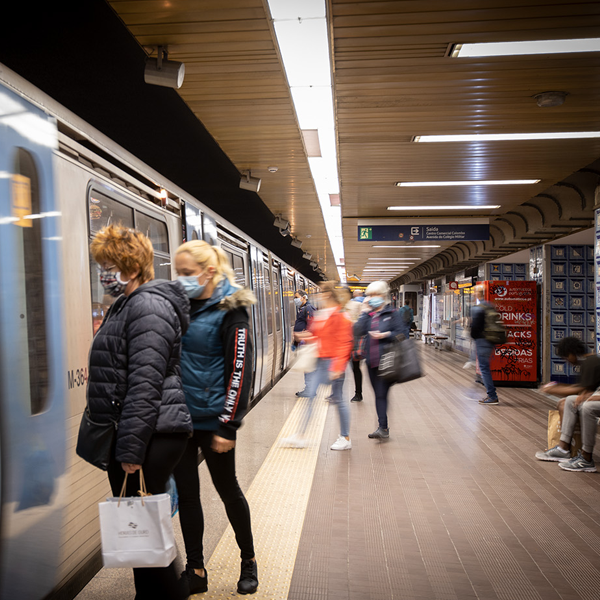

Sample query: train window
[273,269,281,332]
[232,254,246,287]
[13,148,49,415]
[136,212,169,253]
[264,265,273,335]
[89,190,134,232]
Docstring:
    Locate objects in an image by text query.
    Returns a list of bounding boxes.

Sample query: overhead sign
[358,224,489,242]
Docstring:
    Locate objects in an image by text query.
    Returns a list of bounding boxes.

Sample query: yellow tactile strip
[192,388,330,599]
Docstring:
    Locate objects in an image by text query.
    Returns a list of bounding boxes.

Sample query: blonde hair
[176,240,239,287]
[90,224,154,283]
[320,281,345,306]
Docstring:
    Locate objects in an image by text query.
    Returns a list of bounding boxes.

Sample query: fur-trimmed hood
[219,286,257,311]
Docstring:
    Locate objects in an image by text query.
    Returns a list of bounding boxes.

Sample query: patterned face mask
[98,266,129,298]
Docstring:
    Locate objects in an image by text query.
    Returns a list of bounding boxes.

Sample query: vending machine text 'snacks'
[483,280,538,385]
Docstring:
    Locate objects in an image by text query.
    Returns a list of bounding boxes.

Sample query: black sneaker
[368,427,389,439]
[296,390,309,397]
[351,394,363,402]
[179,567,208,597]
[237,559,258,595]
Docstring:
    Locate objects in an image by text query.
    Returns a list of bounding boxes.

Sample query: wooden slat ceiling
[109,0,600,284]
[108,0,336,277]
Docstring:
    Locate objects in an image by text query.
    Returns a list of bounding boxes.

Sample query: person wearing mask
[352,289,365,303]
[470,285,499,405]
[86,225,193,600]
[285,281,354,450]
[173,241,258,597]
[354,281,404,439]
[293,290,315,397]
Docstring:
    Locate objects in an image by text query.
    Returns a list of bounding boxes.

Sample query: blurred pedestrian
[293,290,315,397]
[86,224,193,600]
[354,281,403,439]
[173,241,258,597]
[284,281,353,449]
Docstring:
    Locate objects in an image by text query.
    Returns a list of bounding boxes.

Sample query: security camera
[273,215,289,230]
[291,238,303,249]
[267,166,278,173]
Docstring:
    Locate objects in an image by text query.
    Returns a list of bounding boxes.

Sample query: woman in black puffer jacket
[86,225,192,600]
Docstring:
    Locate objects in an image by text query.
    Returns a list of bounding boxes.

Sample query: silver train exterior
[0,64,316,600]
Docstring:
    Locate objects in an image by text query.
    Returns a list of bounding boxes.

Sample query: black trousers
[367,366,393,429]
[107,433,188,600]
[173,429,255,570]
[352,359,363,396]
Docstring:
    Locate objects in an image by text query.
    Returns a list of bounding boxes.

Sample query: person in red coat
[284,281,354,450]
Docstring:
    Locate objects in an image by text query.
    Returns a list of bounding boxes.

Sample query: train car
[0,64,313,600]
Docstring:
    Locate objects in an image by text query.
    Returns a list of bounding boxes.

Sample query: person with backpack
[470,285,505,405]
[399,300,414,339]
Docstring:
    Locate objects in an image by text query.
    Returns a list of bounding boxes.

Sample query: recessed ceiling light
[451,38,600,58]
[373,245,440,248]
[413,132,600,142]
[394,179,539,187]
[387,205,500,210]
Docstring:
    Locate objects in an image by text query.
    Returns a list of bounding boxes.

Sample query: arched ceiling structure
[105,1,600,283]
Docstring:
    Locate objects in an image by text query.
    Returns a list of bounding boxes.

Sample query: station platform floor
[76,344,600,600]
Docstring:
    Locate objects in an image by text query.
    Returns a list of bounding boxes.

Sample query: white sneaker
[463,360,475,369]
[330,436,352,451]
[280,434,307,448]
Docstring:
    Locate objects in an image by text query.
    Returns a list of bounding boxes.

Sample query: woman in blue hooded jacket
[172,241,258,598]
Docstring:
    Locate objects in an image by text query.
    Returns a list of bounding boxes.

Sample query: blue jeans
[475,338,497,400]
[301,358,348,436]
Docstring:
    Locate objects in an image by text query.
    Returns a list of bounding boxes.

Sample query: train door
[262,257,274,388]
[271,259,284,379]
[0,86,66,599]
[249,246,266,397]
[281,267,296,369]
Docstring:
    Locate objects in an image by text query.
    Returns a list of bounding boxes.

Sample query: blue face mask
[178,275,206,299]
[368,296,384,309]
[294,297,303,308]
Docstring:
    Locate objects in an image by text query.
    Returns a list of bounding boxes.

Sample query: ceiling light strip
[395,179,539,187]
[388,205,500,210]
[373,245,440,248]
[267,0,344,282]
[414,132,600,143]
[452,38,600,58]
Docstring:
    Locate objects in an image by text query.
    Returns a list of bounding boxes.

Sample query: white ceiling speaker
[279,224,291,237]
[144,47,185,89]
[291,238,303,248]
[240,170,261,192]
[534,91,568,107]
[302,252,312,260]
[309,261,318,268]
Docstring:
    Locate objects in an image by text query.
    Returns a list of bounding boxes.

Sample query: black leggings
[352,359,363,396]
[107,433,188,600]
[173,430,255,570]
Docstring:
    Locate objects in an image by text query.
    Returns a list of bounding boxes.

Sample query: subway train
[0,64,317,600]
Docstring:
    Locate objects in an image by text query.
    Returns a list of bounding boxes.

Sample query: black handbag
[378,336,423,384]
[76,407,118,471]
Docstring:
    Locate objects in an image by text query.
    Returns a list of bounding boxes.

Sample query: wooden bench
[434,335,449,350]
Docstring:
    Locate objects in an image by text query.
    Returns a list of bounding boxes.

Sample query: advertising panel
[484,280,538,385]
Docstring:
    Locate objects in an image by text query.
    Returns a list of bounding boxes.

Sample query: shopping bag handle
[117,468,150,507]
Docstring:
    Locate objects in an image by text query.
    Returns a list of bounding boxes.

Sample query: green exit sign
[359,227,372,240]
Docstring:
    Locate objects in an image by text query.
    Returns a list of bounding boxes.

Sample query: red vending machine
[483,280,538,385]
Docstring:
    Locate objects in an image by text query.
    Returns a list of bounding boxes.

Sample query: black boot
[237,559,258,595]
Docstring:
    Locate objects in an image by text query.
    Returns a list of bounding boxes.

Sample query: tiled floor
[289,346,600,600]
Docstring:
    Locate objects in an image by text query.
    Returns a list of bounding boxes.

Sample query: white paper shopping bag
[99,470,177,568]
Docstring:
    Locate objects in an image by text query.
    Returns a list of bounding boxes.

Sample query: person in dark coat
[87,224,192,600]
[354,280,404,439]
[172,240,258,597]
[293,290,315,396]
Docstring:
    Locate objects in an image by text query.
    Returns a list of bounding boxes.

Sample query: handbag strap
[117,468,149,507]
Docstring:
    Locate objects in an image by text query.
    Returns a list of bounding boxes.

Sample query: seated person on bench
[535,337,600,471]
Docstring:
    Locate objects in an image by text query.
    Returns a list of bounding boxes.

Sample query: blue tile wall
[550,244,594,384]
[488,263,528,282]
